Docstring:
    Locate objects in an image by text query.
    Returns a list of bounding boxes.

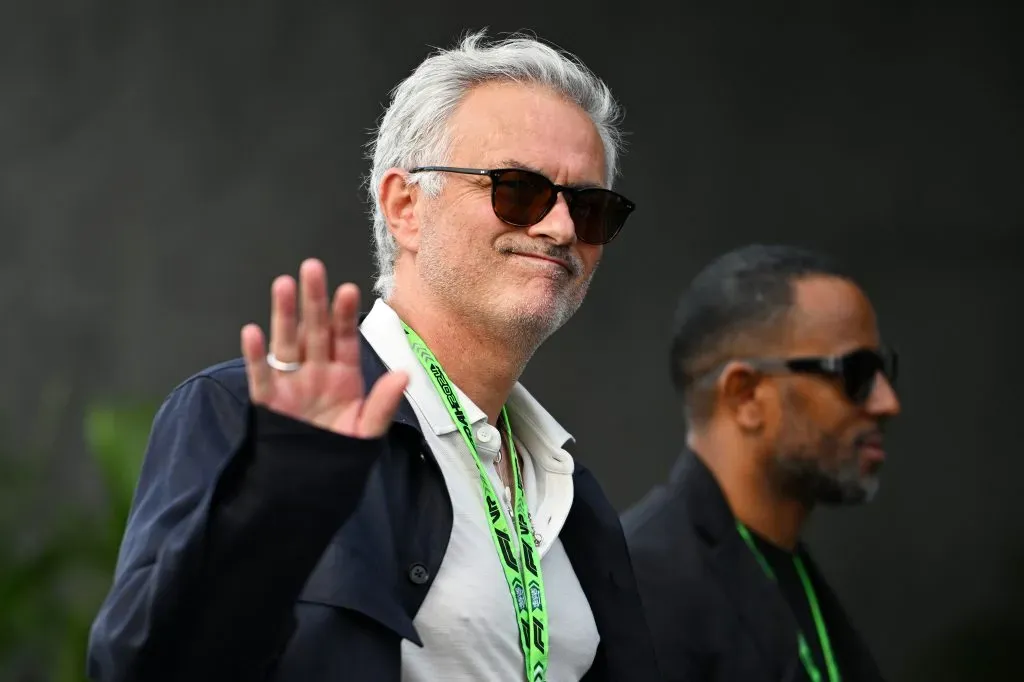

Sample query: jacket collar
[357,315,421,432]
[674,450,803,677]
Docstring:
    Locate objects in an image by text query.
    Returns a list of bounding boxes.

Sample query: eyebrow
[496,158,604,190]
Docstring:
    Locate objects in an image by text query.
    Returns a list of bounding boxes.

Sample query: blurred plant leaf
[54,613,94,682]
[0,543,68,664]
[0,398,159,682]
[83,403,157,538]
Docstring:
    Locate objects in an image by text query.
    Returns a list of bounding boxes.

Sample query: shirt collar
[358,298,575,458]
[360,298,486,435]
[507,383,574,450]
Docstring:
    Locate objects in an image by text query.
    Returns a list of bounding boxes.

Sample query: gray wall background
[2,1,1021,680]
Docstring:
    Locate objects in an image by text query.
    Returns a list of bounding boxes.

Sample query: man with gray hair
[87,30,658,682]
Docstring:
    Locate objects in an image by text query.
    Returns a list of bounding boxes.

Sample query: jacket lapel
[679,451,803,680]
[357,318,420,432]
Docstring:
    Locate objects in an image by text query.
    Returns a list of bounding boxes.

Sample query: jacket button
[407,562,430,585]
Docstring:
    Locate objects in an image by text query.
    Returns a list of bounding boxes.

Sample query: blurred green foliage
[0,398,158,682]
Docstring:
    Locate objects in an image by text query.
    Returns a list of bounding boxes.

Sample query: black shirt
[749,530,832,682]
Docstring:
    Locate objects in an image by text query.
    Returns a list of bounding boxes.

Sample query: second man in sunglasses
[623,244,901,682]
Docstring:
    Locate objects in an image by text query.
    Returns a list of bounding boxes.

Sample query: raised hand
[240,258,408,439]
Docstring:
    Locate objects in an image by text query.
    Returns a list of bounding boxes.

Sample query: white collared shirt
[359,299,600,682]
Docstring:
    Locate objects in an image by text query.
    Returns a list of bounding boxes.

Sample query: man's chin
[818,475,880,506]
[509,309,571,343]
[502,292,582,336]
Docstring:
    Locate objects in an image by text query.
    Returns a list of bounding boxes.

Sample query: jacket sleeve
[86,374,386,682]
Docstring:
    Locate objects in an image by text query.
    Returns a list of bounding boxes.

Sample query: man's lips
[513,252,573,274]
[858,434,886,464]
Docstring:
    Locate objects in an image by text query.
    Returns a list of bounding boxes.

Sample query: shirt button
[477,427,493,443]
[407,563,430,585]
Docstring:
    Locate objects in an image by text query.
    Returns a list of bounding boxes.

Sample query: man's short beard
[501,283,588,347]
[770,430,879,507]
[770,452,878,506]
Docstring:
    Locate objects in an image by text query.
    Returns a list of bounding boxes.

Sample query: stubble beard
[769,413,879,507]
[417,229,595,357]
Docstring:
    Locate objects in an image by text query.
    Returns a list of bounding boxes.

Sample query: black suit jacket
[622,450,885,682]
[87,332,660,682]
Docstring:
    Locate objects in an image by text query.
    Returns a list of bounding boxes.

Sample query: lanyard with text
[736,522,841,682]
[403,322,550,682]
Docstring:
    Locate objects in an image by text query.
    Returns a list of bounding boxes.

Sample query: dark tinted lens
[569,189,634,245]
[842,350,886,403]
[492,170,555,226]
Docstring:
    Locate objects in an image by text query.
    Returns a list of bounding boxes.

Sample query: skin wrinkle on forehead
[492,158,605,190]
[464,84,604,181]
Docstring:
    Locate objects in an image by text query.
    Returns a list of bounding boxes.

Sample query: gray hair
[365,29,626,298]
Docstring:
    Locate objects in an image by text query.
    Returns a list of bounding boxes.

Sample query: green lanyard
[403,322,549,682]
[736,522,841,682]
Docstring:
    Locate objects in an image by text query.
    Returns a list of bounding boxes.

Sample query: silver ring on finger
[267,352,302,373]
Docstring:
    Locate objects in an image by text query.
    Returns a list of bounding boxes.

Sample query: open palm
[240,259,408,438]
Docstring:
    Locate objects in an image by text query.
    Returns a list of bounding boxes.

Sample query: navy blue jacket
[87,334,660,682]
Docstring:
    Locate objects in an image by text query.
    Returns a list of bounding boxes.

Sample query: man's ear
[379,168,422,253]
[718,361,767,432]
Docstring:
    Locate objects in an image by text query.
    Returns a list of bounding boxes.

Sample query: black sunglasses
[407,166,635,245]
[744,347,899,405]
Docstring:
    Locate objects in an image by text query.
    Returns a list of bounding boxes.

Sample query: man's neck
[386,292,533,425]
[691,433,810,551]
